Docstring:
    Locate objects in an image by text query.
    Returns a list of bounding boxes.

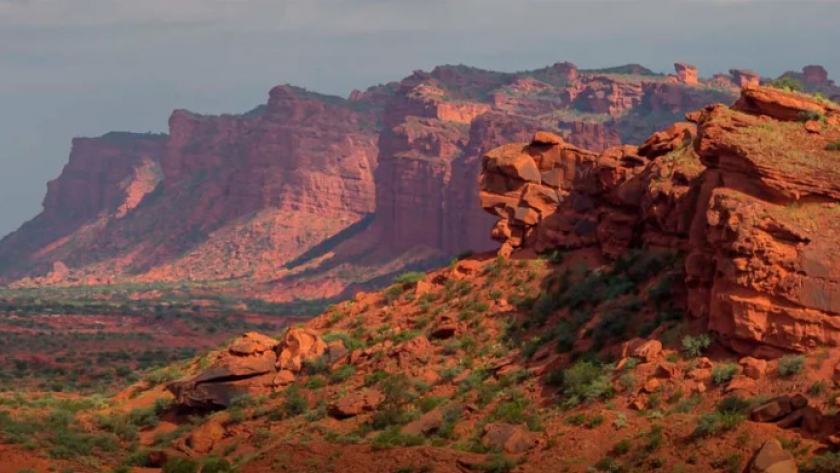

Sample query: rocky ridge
[0,64,836,304]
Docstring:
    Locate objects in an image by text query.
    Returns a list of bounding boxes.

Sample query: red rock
[751,397,792,423]
[327,389,384,418]
[804,120,821,133]
[674,63,699,86]
[724,376,758,395]
[184,418,226,454]
[481,423,538,454]
[790,394,809,410]
[739,357,767,380]
[730,69,761,88]
[655,363,679,379]
[748,439,797,473]
[228,332,278,356]
[276,328,327,373]
[402,408,446,436]
[642,377,661,394]
[633,340,663,363]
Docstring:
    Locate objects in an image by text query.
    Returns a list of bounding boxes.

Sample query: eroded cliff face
[5,62,833,299]
[479,85,840,356]
[0,87,381,286]
[0,132,166,278]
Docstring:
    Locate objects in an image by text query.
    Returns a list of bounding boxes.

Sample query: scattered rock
[804,120,821,134]
[642,377,661,394]
[751,396,792,423]
[748,439,797,473]
[276,328,327,373]
[725,376,758,395]
[402,408,446,436]
[327,389,384,419]
[790,394,809,410]
[655,362,679,379]
[184,419,226,454]
[740,357,767,380]
[633,340,662,363]
[481,423,538,454]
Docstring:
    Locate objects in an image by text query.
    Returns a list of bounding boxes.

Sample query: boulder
[739,357,767,380]
[184,418,226,454]
[327,389,384,419]
[481,423,538,454]
[748,439,797,473]
[276,328,327,373]
[751,397,792,423]
[402,408,445,436]
[167,332,280,409]
[632,340,663,363]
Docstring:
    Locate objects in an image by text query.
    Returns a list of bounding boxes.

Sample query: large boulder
[747,439,797,473]
[167,329,327,409]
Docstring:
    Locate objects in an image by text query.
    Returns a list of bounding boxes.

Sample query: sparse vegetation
[778,355,806,377]
[711,362,739,385]
[681,334,711,358]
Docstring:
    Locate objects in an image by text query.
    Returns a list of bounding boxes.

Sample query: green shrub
[560,361,615,407]
[473,455,516,473]
[304,376,327,390]
[592,457,623,473]
[394,272,426,285]
[281,387,308,417]
[770,77,803,92]
[162,457,198,473]
[612,438,632,455]
[712,362,739,385]
[200,457,232,473]
[329,364,356,384]
[681,334,711,358]
[827,140,840,151]
[370,426,424,450]
[778,355,806,377]
[804,452,840,473]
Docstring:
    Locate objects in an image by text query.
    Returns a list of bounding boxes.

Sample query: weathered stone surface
[740,357,768,380]
[276,328,327,373]
[748,439,797,473]
[481,423,538,454]
[327,389,384,418]
[751,397,792,423]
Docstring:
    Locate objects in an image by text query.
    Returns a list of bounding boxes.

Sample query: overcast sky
[1,0,838,237]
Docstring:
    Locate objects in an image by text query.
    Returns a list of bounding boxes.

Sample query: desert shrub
[612,438,632,456]
[281,387,308,417]
[394,272,426,285]
[329,364,356,384]
[473,455,516,473]
[712,362,739,385]
[370,426,424,450]
[778,355,806,377]
[692,399,746,438]
[304,376,327,390]
[803,452,840,473]
[827,139,840,151]
[711,453,742,473]
[162,457,198,473]
[592,457,623,473]
[770,77,803,92]
[200,456,233,473]
[302,355,330,375]
[560,361,615,407]
[681,334,711,358]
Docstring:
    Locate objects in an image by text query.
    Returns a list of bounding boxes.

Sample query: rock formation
[3,62,833,302]
[479,85,840,356]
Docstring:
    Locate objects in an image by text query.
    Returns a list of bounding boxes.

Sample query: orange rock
[185,419,226,454]
[739,357,767,380]
[327,389,384,418]
[751,396,792,423]
[642,377,661,394]
[276,328,327,373]
[804,120,821,134]
[228,332,278,356]
[674,63,699,86]
[724,376,758,395]
[481,423,538,454]
[632,340,663,363]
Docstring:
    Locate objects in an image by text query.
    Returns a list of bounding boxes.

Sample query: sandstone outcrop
[167,329,325,408]
[6,61,815,300]
[479,85,840,355]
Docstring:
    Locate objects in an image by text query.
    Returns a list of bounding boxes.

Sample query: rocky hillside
[4,84,840,473]
[1,64,836,302]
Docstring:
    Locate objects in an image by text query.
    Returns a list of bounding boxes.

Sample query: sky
[1,0,838,237]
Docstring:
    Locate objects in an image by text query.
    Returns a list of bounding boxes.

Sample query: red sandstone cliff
[3,61,833,300]
[479,85,840,356]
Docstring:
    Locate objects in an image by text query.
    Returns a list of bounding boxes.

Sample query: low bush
[560,361,615,407]
[681,334,711,358]
[778,355,806,377]
[162,457,198,473]
[712,362,739,385]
